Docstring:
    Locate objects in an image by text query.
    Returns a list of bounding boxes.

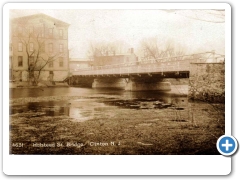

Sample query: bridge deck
[71,52,224,76]
[72,59,191,76]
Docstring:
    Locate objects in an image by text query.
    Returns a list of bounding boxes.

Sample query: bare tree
[19,27,62,85]
[87,40,127,60]
[140,37,186,62]
[141,37,160,61]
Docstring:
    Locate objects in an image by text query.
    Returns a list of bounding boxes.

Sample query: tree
[141,37,159,60]
[19,26,62,85]
[87,40,127,60]
[140,37,186,62]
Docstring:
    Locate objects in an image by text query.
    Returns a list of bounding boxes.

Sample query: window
[49,28,53,37]
[59,57,63,67]
[49,43,53,53]
[18,42,23,52]
[40,43,45,52]
[18,27,23,36]
[18,56,23,67]
[49,61,53,67]
[29,43,34,52]
[59,44,63,53]
[40,26,45,37]
[9,57,12,67]
[59,29,63,38]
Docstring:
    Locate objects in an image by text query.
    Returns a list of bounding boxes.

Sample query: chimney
[130,48,134,54]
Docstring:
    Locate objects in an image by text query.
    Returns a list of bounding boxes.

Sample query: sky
[10,9,225,59]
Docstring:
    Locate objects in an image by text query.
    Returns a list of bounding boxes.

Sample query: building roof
[11,13,70,27]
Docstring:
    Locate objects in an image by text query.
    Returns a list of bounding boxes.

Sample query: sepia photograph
[9,7,226,155]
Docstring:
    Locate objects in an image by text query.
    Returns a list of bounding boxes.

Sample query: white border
[3,3,231,175]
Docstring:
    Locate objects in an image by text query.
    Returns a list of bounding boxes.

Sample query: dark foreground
[10,94,224,155]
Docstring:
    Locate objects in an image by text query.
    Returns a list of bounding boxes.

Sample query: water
[10,87,188,121]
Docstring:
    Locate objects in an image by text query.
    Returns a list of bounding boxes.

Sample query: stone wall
[188,63,225,103]
[125,80,171,91]
[163,78,189,85]
[92,78,126,89]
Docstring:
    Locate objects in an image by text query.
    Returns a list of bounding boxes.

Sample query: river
[10,87,188,121]
[9,86,224,155]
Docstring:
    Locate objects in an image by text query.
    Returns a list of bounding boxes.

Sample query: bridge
[69,52,225,92]
[72,59,190,77]
[71,52,224,77]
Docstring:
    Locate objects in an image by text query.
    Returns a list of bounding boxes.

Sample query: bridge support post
[125,76,171,91]
[69,76,94,87]
[92,77,126,89]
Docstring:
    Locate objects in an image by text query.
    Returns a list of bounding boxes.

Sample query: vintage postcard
[3,2,232,175]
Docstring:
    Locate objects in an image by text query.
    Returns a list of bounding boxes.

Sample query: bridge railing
[71,51,225,76]
[72,59,191,76]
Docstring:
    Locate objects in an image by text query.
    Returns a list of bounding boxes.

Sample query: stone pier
[92,77,126,89]
[91,76,172,91]
[69,75,192,93]
[92,76,172,91]
[70,76,189,92]
[125,76,171,91]
[69,76,94,87]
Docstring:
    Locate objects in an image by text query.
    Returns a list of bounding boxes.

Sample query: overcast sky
[10,9,225,59]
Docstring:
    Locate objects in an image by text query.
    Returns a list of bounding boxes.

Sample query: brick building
[69,58,91,72]
[10,13,70,83]
[93,48,138,67]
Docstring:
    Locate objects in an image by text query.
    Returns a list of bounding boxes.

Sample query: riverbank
[9,81,69,88]
[10,90,225,155]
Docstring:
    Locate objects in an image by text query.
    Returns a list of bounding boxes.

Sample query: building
[93,48,138,67]
[69,58,92,72]
[10,13,70,83]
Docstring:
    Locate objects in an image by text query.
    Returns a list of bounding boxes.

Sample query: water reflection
[10,100,117,122]
[44,106,70,116]
[10,86,188,99]
[10,87,96,99]
[10,87,189,121]
[104,95,188,110]
[10,102,71,117]
[10,96,188,122]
